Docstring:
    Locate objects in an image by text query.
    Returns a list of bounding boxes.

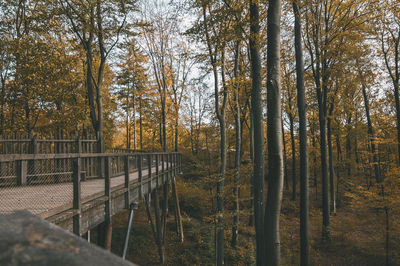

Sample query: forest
[1,0,400,265]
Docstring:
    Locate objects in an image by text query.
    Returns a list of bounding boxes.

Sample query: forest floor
[106,158,400,265]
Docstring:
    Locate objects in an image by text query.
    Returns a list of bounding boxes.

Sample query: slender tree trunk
[382,32,400,165]
[289,113,296,201]
[133,91,136,150]
[232,40,241,248]
[248,103,255,227]
[346,116,352,176]
[265,0,284,264]
[327,115,336,215]
[216,65,227,266]
[139,96,143,150]
[249,1,265,264]
[175,118,179,152]
[335,132,341,203]
[202,5,227,264]
[360,83,381,182]
[282,119,289,191]
[162,89,167,152]
[159,123,163,150]
[0,76,5,135]
[385,206,390,266]
[318,101,330,238]
[293,1,310,264]
[126,92,130,150]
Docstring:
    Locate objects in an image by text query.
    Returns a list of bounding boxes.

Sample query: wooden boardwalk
[0,163,163,216]
[0,152,181,236]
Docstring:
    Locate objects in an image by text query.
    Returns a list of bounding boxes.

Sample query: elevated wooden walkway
[0,152,181,236]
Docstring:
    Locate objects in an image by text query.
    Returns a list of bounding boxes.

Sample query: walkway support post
[122,202,138,260]
[172,173,183,242]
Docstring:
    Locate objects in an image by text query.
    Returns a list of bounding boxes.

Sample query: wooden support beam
[162,174,169,245]
[152,188,165,264]
[73,157,81,236]
[172,175,184,242]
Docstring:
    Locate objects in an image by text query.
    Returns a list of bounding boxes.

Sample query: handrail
[0,152,181,162]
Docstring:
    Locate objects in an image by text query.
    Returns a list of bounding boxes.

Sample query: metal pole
[122,202,138,260]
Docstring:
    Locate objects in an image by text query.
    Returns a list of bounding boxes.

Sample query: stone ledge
[0,211,136,266]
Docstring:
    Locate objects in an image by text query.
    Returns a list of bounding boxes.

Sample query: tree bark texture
[265,0,284,265]
[293,1,310,264]
[249,0,265,264]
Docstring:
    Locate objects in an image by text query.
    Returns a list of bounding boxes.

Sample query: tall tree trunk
[360,82,381,182]
[0,75,5,135]
[265,0,284,264]
[232,40,241,248]
[139,96,143,150]
[327,115,336,215]
[249,1,265,264]
[282,119,289,191]
[346,116,352,176]
[162,93,167,152]
[202,4,227,264]
[133,91,136,150]
[175,118,179,152]
[335,132,342,203]
[293,1,310,264]
[248,102,255,227]
[318,93,330,238]
[126,92,130,150]
[216,56,227,266]
[382,33,400,165]
[289,113,296,200]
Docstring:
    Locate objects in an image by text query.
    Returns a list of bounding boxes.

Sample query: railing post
[104,156,112,251]
[124,155,130,209]
[16,160,27,186]
[147,154,152,193]
[138,155,143,200]
[73,157,81,236]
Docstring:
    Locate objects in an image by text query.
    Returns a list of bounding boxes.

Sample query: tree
[293,1,310,264]
[249,0,265,264]
[60,0,134,152]
[200,1,231,263]
[264,0,284,264]
[116,39,148,150]
[303,0,371,238]
[378,0,400,165]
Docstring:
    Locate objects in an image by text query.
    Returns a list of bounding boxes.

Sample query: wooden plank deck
[0,163,165,216]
